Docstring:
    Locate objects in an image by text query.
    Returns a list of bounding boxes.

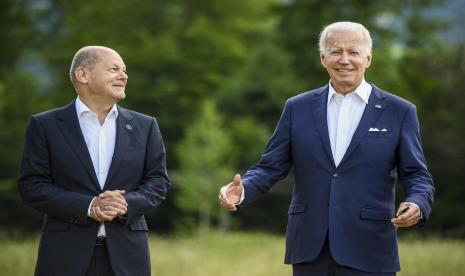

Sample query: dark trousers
[292,240,396,276]
[85,238,115,276]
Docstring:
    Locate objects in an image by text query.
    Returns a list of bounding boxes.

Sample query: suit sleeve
[241,100,293,205]
[123,117,170,224]
[17,116,93,225]
[396,105,435,222]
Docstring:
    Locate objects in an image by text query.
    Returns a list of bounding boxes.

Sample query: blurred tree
[218,0,465,236]
[0,0,40,179]
[11,0,278,232]
[219,35,308,130]
[30,0,279,167]
[175,100,233,231]
[0,0,463,237]
[0,0,48,231]
[397,40,465,236]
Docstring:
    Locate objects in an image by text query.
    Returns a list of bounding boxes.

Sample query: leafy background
[0,0,464,238]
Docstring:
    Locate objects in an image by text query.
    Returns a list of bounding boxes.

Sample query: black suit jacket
[18,100,170,276]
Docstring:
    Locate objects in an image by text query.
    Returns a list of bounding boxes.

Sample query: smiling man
[18,46,170,276]
[219,22,434,275]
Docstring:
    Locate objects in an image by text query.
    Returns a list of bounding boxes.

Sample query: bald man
[18,46,170,276]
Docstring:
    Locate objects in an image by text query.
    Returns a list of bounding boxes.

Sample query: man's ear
[365,52,372,69]
[75,67,89,84]
[320,52,327,68]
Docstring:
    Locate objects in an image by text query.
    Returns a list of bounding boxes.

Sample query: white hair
[318,21,372,53]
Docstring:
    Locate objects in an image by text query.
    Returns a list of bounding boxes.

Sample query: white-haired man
[219,22,434,275]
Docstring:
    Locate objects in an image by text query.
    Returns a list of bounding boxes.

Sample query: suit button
[332,173,339,178]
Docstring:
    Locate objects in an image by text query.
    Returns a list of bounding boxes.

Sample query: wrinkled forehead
[98,49,126,67]
[325,29,367,50]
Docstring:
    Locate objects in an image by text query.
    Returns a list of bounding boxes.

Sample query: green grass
[0,231,464,276]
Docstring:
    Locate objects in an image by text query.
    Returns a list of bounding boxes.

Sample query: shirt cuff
[87,197,96,217]
[236,188,245,205]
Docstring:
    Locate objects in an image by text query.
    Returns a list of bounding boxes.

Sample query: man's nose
[339,53,350,64]
[119,71,128,81]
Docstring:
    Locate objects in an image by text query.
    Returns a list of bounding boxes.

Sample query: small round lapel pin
[126,124,133,130]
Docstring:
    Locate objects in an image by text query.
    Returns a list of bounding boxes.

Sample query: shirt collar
[75,97,118,119]
[327,79,371,105]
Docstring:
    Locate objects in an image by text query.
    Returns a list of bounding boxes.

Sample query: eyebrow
[326,47,362,52]
[108,63,126,69]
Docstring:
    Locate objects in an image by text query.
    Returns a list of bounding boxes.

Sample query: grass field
[0,231,464,276]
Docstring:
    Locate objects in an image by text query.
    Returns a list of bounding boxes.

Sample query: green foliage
[30,0,279,157]
[219,35,307,128]
[228,118,272,170]
[0,70,47,179]
[0,0,463,236]
[398,42,465,236]
[175,100,233,229]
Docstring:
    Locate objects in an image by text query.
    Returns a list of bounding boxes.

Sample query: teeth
[337,69,351,72]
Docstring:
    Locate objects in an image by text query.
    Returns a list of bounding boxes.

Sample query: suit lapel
[56,101,100,191]
[338,84,387,167]
[311,85,335,166]
[103,106,134,189]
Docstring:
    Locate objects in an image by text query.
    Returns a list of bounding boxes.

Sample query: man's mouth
[336,69,352,72]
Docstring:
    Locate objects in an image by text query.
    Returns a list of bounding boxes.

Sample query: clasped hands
[90,190,128,222]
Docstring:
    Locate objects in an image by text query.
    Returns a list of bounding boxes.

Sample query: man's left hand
[98,190,128,216]
[391,202,421,228]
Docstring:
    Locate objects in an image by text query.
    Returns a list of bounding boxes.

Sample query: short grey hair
[318,21,372,53]
[69,46,103,87]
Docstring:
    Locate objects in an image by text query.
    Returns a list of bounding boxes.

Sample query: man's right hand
[90,190,127,221]
[219,174,243,212]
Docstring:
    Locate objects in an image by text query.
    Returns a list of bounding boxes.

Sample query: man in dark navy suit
[18,46,170,276]
[219,22,434,275]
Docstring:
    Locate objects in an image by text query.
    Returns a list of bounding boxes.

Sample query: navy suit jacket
[18,100,170,276]
[241,84,434,273]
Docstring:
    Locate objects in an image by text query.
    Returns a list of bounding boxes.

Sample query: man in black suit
[18,46,170,276]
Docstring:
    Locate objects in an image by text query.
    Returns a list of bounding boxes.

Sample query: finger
[391,211,420,227]
[233,174,242,187]
[101,201,127,212]
[219,193,235,208]
[95,206,116,220]
[99,196,128,206]
[393,220,415,228]
[99,205,118,217]
[219,194,232,206]
[219,186,230,202]
[99,190,117,197]
[396,205,419,221]
[220,200,237,212]
[395,203,410,217]
[106,197,128,207]
[99,190,126,199]
[103,205,126,216]
[91,207,103,222]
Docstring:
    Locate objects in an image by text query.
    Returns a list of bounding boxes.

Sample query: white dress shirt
[327,80,371,166]
[237,80,371,204]
[76,97,118,236]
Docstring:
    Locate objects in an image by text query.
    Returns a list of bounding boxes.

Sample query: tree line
[0,0,464,237]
